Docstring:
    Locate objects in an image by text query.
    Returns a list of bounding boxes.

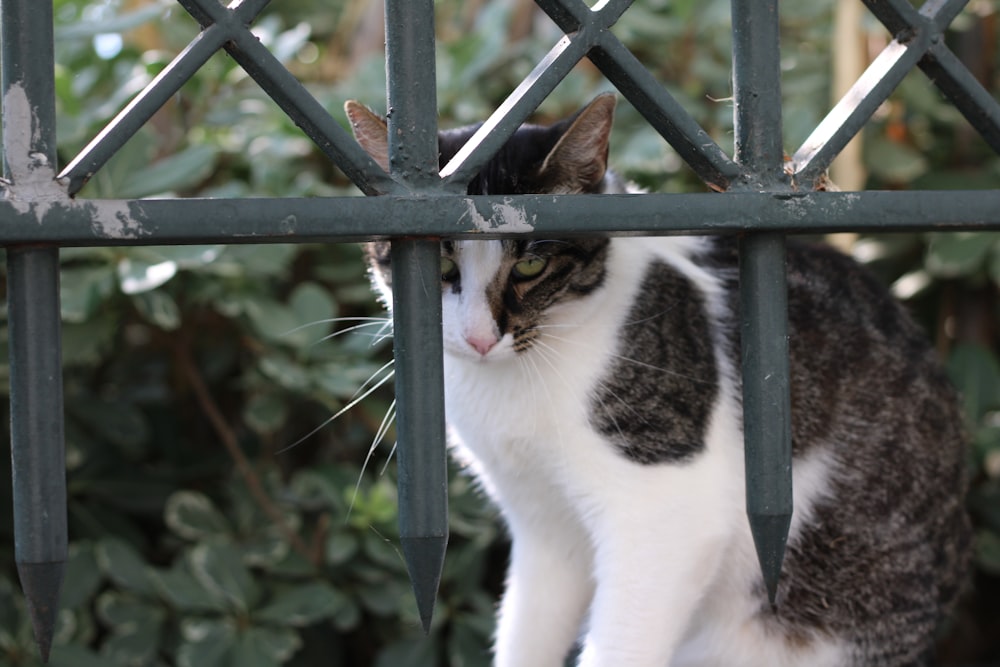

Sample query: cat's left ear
[344,100,390,172]
[540,93,616,193]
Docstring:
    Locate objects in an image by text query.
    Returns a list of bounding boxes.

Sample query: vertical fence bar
[6,249,66,661]
[730,0,793,604]
[1,0,68,659]
[383,0,449,633]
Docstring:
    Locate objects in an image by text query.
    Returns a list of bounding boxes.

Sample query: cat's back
[705,237,971,665]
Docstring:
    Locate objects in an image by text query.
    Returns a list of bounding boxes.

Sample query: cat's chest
[442,245,652,474]
[443,324,611,445]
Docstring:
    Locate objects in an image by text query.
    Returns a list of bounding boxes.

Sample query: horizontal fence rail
[1,0,998,660]
[0,192,998,244]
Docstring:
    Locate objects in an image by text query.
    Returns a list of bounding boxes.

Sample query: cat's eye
[441,257,459,282]
[512,257,548,280]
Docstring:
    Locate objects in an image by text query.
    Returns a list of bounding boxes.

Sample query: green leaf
[358,578,410,617]
[289,281,338,341]
[117,256,178,294]
[332,597,362,632]
[254,582,350,627]
[221,245,298,278]
[245,299,302,344]
[257,354,311,392]
[448,617,492,667]
[70,399,150,458]
[363,531,407,572]
[95,591,165,665]
[131,289,182,330]
[988,239,1000,288]
[189,541,260,613]
[865,136,929,184]
[925,232,994,278]
[240,530,292,570]
[244,392,290,435]
[48,644,109,667]
[140,245,226,269]
[62,319,117,367]
[55,3,167,40]
[231,626,301,666]
[0,577,21,642]
[150,559,226,613]
[177,617,236,667]
[61,543,103,610]
[60,266,115,322]
[975,529,1000,576]
[165,491,232,541]
[947,343,1000,424]
[96,538,155,595]
[375,636,441,667]
[118,144,217,198]
[324,532,359,566]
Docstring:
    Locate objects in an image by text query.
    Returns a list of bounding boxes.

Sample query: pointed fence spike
[16,561,66,662]
[390,240,450,632]
[738,233,794,605]
[400,536,449,633]
[747,512,791,604]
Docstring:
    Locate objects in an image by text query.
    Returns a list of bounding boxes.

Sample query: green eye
[441,257,458,281]
[512,257,548,280]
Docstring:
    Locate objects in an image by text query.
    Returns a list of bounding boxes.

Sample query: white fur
[438,236,849,667]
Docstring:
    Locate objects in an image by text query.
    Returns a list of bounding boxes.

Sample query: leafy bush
[0,0,998,665]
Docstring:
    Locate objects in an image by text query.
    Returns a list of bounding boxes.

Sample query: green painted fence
[2,0,998,660]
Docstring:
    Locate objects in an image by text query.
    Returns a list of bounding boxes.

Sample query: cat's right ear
[345,101,390,172]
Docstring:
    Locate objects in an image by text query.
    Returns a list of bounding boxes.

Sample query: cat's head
[346,95,619,362]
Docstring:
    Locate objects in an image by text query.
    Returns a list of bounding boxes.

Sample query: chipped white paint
[82,200,148,238]
[461,197,536,233]
[0,83,147,238]
[1,82,66,204]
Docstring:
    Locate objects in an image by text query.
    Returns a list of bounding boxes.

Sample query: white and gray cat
[346,94,971,667]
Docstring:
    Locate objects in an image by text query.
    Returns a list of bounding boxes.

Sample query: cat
[345,94,971,667]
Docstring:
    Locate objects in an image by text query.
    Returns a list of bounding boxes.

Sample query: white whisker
[311,320,394,347]
[538,331,712,386]
[276,366,395,454]
[533,338,645,442]
[348,398,397,520]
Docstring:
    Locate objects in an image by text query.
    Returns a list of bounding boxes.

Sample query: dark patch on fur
[440,237,611,352]
[438,113,595,196]
[590,260,718,464]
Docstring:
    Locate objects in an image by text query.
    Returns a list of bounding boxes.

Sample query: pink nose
[466,334,498,356]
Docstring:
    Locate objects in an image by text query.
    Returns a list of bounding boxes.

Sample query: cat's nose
[465,334,498,357]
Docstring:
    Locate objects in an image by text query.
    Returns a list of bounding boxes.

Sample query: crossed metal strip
[58,0,1000,201]
[793,0,1000,186]
[59,0,398,197]
[440,0,741,192]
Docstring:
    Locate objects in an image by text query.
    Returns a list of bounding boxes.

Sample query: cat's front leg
[573,470,731,667]
[575,539,725,667]
[493,523,594,667]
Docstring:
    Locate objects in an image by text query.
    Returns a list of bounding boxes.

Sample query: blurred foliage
[0,0,998,665]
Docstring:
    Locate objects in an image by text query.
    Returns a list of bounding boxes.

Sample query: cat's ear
[539,93,616,193]
[344,100,390,172]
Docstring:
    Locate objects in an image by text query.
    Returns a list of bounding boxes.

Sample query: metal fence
[2,0,999,660]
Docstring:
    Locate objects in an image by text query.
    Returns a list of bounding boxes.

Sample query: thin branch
[175,343,316,565]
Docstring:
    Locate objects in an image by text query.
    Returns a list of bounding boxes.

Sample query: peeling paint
[2,83,70,210]
[82,200,149,239]
[461,198,535,233]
